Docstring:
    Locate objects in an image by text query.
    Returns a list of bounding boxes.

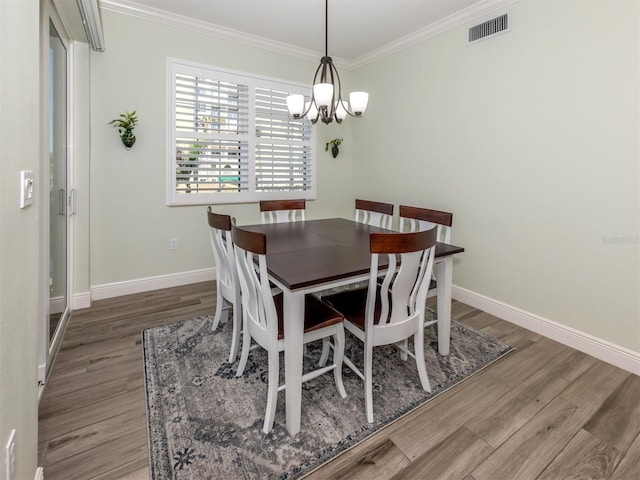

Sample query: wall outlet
[169,238,178,250]
[5,429,16,480]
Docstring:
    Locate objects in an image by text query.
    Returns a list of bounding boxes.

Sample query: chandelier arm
[293,61,326,120]
[330,64,363,118]
[300,98,319,123]
[311,60,324,88]
[326,62,357,118]
[327,63,338,120]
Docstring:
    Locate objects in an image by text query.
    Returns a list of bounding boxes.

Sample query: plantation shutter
[174,73,250,195]
[255,88,312,192]
[168,59,316,205]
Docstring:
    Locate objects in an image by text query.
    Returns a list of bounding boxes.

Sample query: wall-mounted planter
[109,110,138,149]
[120,130,136,149]
[325,138,343,158]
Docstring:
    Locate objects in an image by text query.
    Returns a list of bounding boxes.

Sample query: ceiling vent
[467,12,510,44]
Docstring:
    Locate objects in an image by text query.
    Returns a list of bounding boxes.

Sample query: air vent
[468,13,510,44]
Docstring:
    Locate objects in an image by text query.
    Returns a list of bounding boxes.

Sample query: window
[167,58,315,205]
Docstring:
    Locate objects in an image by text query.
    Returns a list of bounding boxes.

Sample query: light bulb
[335,100,348,121]
[349,91,369,115]
[306,101,318,122]
[313,83,334,108]
[286,94,305,117]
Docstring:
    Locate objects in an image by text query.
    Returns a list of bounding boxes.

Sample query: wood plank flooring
[38,282,640,479]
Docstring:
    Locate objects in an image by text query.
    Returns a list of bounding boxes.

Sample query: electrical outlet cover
[20,171,34,208]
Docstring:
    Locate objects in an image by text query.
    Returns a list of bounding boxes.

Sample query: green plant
[109,110,138,148]
[176,143,204,193]
[325,138,343,158]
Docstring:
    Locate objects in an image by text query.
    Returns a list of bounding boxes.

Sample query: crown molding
[99,0,326,64]
[350,0,519,69]
[100,0,518,71]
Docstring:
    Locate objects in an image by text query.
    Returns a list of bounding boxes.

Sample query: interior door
[46,17,71,379]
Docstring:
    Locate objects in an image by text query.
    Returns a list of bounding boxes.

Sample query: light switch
[20,170,34,208]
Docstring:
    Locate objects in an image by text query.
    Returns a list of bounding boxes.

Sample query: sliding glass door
[40,9,72,387]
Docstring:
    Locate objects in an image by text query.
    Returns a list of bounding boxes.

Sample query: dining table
[242,217,465,435]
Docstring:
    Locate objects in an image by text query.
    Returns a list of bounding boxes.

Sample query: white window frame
[166,58,316,205]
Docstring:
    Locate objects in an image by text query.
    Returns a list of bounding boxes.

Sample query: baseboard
[452,285,640,375]
[91,268,216,301]
[53,292,91,312]
[49,295,64,314]
[34,466,44,480]
[87,271,639,374]
[73,291,91,310]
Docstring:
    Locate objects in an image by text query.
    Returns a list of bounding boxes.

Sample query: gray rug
[143,309,513,479]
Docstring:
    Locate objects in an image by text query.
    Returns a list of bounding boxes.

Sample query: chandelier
[286,0,369,124]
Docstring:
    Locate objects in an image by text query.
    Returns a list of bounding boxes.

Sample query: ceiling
[99,0,489,62]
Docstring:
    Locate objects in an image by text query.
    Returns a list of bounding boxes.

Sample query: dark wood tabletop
[242,218,464,291]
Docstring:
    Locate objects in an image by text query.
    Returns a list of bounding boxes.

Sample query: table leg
[435,256,453,355]
[283,289,305,435]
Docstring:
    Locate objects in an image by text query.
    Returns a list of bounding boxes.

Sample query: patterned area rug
[143,309,513,479]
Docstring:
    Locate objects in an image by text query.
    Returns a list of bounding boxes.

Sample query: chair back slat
[355,199,394,229]
[399,205,453,243]
[260,199,306,223]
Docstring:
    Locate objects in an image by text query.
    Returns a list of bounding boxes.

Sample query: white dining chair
[260,199,306,224]
[399,205,452,242]
[354,198,394,230]
[399,205,453,299]
[207,207,242,363]
[231,222,347,434]
[320,227,437,423]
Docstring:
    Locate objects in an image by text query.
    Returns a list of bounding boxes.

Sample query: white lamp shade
[313,83,334,108]
[305,101,318,121]
[350,91,369,115]
[286,94,305,117]
[335,100,348,121]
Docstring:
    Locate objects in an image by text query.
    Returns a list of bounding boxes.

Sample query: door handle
[58,188,65,215]
[68,189,76,215]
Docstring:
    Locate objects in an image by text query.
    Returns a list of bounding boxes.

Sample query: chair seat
[274,293,343,340]
[322,287,383,332]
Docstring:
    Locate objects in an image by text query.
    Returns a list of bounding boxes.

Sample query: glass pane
[175,74,248,134]
[49,20,67,341]
[175,138,248,193]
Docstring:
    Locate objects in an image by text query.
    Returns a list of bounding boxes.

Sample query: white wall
[87,10,355,288]
[0,0,41,478]
[351,0,639,353]
[85,1,638,359]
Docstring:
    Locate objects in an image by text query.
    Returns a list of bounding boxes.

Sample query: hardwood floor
[38,282,640,479]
